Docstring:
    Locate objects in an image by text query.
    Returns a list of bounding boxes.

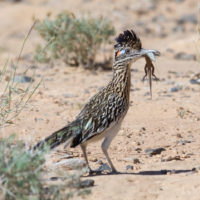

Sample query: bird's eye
[126,49,130,53]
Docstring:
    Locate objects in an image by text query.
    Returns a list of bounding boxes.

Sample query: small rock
[145,147,166,156]
[190,78,200,85]
[177,14,197,25]
[13,75,34,83]
[126,165,134,170]
[177,140,192,145]
[54,158,86,169]
[170,85,183,92]
[79,179,94,188]
[190,73,200,85]
[135,148,142,153]
[174,52,196,61]
[97,163,112,172]
[140,127,146,131]
[165,155,181,162]
[133,158,140,164]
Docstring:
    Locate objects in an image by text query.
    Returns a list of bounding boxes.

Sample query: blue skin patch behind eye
[120,49,126,54]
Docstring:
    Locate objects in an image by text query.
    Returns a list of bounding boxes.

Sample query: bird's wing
[70,87,127,147]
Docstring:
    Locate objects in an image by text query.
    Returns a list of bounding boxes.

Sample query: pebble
[190,73,200,85]
[145,147,166,156]
[174,52,196,61]
[177,14,197,25]
[13,75,34,83]
[170,85,183,92]
[177,140,192,145]
[97,163,112,172]
[162,155,181,162]
[126,165,134,170]
[135,148,142,153]
[79,179,94,188]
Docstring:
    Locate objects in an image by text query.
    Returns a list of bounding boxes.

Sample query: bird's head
[113,30,160,69]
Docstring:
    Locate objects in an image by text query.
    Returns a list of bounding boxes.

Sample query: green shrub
[0,135,90,200]
[34,12,115,68]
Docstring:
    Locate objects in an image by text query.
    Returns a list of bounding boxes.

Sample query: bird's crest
[114,30,142,50]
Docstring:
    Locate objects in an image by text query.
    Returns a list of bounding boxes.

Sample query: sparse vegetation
[0,21,40,128]
[0,60,40,128]
[0,21,90,200]
[0,135,90,200]
[34,12,115,68]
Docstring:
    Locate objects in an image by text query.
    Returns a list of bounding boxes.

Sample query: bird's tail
[33,120,81,151]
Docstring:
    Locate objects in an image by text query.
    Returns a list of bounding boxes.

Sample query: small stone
[190,73,200,85]
[174,52,196,61]
[54,158,86,169]
[126,165,134,170]
[177,14,197,25]
[79,179,94,188]
[165,155,181,162]
[177,140,191,145]
[97,163,112,172]
[133,158,140,164]
[135,147,142,153]
[13,75,34,83]
[145,147,166,156]
[140,127,146,131]
[176,133,182,138]
[170,85,183,92]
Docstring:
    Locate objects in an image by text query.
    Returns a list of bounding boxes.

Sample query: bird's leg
[101,137,118,174]
[80,144,101,175]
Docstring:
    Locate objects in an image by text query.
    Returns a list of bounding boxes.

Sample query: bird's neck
[111,64,131,100]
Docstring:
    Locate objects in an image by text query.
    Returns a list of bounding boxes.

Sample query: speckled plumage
[34,30,159,174]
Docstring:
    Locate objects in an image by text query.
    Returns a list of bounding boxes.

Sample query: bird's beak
[139,49,161,61]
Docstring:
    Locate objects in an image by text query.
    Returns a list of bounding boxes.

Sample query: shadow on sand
[86,168,197,177]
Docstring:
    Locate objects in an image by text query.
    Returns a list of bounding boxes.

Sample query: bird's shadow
[49,168,197,181]
[86,168,197,177]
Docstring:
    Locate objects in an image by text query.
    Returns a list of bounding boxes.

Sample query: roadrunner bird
[34,30,160,174]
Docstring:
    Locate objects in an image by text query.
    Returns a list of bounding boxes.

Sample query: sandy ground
[0,0,200,200]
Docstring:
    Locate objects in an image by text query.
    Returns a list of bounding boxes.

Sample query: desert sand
[0,0,200,200]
